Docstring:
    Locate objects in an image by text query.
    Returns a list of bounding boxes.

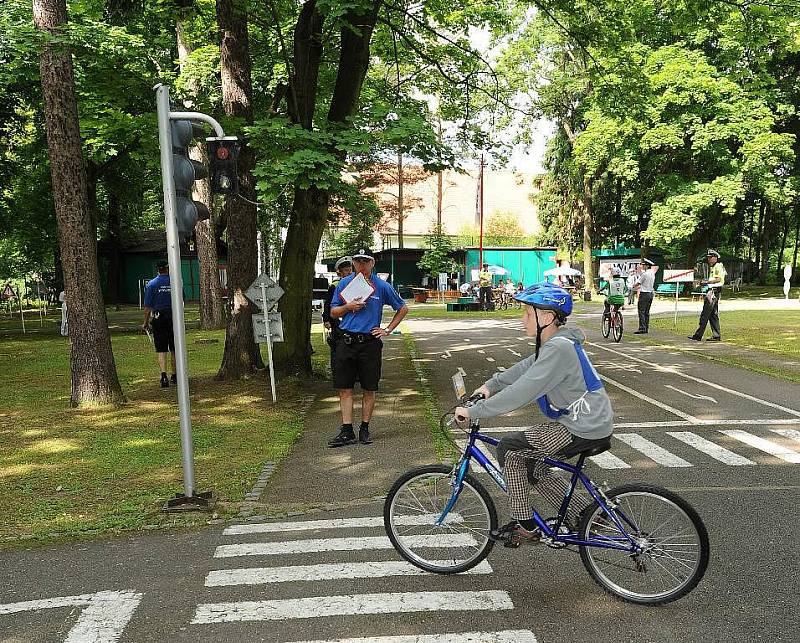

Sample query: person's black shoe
[706,336,722,342]
[328,427,357,448]
[359,426,373,445]
[170,373,177,384]
[633,330,647,334]
[688,335,701,341]
[160,373,169,388]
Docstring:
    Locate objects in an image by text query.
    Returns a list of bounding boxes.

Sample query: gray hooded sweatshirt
[468,327,614,440]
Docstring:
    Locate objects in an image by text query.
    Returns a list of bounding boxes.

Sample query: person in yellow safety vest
[478,263,494,311]
[689,249,726,342]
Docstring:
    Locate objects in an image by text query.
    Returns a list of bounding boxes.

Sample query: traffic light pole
[155,84,222,510]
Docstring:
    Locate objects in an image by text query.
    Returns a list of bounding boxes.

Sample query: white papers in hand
[340,273,375,304]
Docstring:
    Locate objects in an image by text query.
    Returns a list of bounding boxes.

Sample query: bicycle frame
[437,421,642,553]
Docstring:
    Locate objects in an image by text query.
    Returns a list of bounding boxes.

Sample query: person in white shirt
[633,258,656,334]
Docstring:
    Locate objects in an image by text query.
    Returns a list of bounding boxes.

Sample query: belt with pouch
[341,331,376,344]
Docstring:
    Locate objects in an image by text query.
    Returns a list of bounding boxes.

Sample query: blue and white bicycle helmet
[513,283,573,319]
[514,283,573,358]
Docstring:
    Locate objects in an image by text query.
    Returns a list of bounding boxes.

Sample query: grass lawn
[0,306,326,546]
[649,310,800,358]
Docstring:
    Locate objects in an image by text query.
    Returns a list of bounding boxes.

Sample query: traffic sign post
[663,269,695,327]
[246,273,284,403]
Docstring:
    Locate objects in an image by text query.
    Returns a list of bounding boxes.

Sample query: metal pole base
[163,491,214,512]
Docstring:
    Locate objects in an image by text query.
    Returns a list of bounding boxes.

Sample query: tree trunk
[105,183,122,306]
[216,0,263,378]
[274,0,378,374]
[758,201,772,285]
[581,176,594,291]
[397,152,404,248]
[274,185,328,372]
[776,208,790,282]
[177,11,225,330]
[792,199,800,286]
[754,198,765,272]
[33,0,124,406]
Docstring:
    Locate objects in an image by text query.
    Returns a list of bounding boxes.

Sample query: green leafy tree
[418,225,458,279]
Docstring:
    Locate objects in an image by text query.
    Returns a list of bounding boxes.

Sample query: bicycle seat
[556,436,612,459]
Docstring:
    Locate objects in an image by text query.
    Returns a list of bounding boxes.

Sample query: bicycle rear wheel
[602,313,611,338]
[384,464,498,574]
[578,484,709,605]
[613,311,624,342]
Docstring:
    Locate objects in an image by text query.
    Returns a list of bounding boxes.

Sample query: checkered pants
[497,423,594,524]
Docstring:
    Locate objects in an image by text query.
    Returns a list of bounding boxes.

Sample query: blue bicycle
[384,394,710,605]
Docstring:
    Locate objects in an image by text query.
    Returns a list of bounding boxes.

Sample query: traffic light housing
[171,120,210,241]
[207,137,239,195]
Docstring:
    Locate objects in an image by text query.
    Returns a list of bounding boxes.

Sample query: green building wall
[464,248,556,286]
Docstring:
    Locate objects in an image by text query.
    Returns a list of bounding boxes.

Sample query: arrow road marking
[664,385,718,404]
[0,590,142,643]
[441,351,451,359]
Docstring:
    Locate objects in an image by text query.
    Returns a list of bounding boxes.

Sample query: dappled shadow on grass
[0,326,318,544]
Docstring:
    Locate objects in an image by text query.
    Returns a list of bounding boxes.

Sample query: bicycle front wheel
[578,484,709,605]
[613,311,624,342]
[384,464,498,574]
[602,314,611,338]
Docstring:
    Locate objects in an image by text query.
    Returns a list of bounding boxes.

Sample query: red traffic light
[216,147,230,160]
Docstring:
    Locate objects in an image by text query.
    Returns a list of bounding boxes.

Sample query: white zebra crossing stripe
[224,514,462,536]
[288,630,538,643]
[666,432,755,466]
[720,430,800,463]
[614,434,692,467]
[191,590,514,624]
[599,375,699,423]
[205,560,493,587]
[589,452,631,469]
[214,534,478,558]
[771,428,800,444]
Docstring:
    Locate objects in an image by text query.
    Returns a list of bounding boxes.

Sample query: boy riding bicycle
[454,284,614,545]
[599,267,628,316]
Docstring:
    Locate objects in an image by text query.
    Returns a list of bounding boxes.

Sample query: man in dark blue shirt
[327,248,408,447]
[142,260,175,388]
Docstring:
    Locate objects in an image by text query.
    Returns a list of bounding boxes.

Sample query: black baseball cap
[352,248,375,261]
[156,260,169,269]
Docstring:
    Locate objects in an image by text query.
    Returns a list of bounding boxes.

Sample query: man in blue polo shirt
[328,248,409,447]
[141,260,175,388]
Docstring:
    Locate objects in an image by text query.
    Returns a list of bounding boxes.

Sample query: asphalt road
[2,312,799,642]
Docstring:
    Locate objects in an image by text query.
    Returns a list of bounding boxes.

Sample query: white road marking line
[457,367,467,376]
[205,560,493,587]
[667,432,755,466]
[664,384,717,404]
[0,590,142,643]
[589,452,631,469]
[507,348,522,357]
[455,440,501,471]
[614,434,693,467]
[497,366,506,371]
[478,349,485,354]
[224,514,462,536]
[486,357,496,362]
[600,374,700,423]
[442,351,452,359]
[214,534,478,558]
[192,590,514,624]
[588,342,800,418]
[288,630,539,643]
[771,428,800,444]
[721,430,800,463]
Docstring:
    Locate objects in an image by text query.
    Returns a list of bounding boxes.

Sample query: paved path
[2,313,799,642]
